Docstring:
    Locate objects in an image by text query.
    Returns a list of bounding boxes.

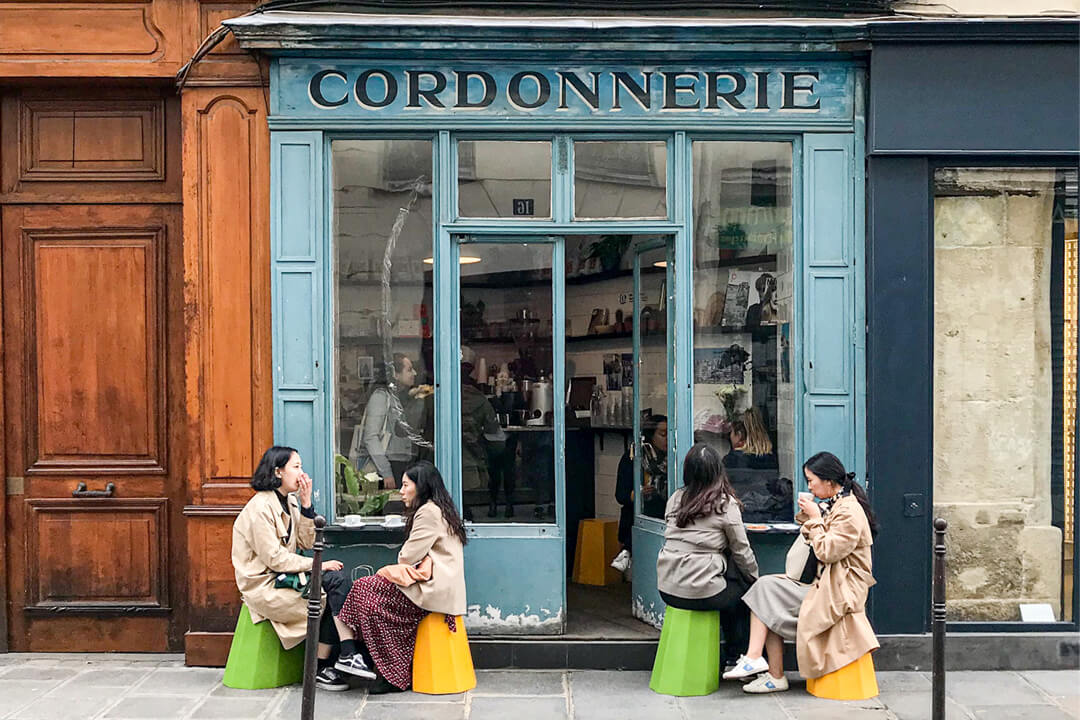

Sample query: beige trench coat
[795,494,879,678]
[396,501,466,617]
[232,490,315,649]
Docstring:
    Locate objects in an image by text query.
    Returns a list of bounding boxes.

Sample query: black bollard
[932,518,948,720]
[300,516,327,720]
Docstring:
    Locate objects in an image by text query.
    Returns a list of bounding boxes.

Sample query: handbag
[274,571,312,598]
[784,535,819,585]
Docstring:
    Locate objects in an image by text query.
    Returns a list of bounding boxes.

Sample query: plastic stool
[222,604,305,689]
[649,607,721,697]
[806,653,879,700]
[571,518,621,586]
[412,613,476,695]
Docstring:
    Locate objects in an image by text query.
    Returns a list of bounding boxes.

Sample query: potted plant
[584,234,631,273]
[334,454,393,518]
[712,222,748,261]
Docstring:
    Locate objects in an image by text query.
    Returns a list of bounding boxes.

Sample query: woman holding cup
[723,451,878,694]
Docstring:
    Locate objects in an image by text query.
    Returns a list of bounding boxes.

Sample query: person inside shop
[460,346,505,520]
[611,414,669,571]
[352,353,423,489]
[724,451,879,694]
[329,461,468,693]
[231,447,347,684]
[656,442,759,667]
[722,408,778,471]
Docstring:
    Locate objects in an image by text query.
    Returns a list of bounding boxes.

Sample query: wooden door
[2,203,185,651]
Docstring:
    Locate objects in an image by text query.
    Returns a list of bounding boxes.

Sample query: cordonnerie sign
[274,61,855,124]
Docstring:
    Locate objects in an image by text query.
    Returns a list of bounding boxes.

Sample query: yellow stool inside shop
[805,653,879,701]
[572,518,621,586]
[412,613,476,695]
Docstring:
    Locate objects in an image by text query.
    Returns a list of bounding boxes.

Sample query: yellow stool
[412,613,476,695]
[572,518,621,586]
[806,653,879,700]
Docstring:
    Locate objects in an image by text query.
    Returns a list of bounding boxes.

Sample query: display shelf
[695,252,778,270]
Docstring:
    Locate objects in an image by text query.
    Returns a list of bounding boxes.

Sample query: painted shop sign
[274,61,854,123]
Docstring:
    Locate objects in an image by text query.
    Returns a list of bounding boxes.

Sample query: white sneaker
[722,655,769,679]
[610,549,630,572]
[742,672,789,694]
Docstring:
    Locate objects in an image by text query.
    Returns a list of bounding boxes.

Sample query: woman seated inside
[724,451,879,694]
[656,443,759,667]
[353,353,422,490]
[329,461,467,694]
[231,447,346,662]
[722,408,778,471]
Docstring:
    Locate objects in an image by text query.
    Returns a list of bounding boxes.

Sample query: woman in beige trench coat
[232,446,345,650]
[725,451,878,694]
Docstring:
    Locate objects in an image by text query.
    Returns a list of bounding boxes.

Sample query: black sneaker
[315,666,351,691]
[334,654,376,680]
[367,675,404,695]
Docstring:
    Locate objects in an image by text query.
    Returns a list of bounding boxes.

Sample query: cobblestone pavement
[0,655,1076,720]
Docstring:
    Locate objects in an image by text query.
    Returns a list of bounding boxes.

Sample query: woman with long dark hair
[331,461,467,693]
[656,443,759,666]
[725,451,878,694]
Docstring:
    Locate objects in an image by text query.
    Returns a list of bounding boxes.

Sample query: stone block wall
[933,168,1063,621]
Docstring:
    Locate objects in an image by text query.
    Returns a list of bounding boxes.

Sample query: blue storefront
[226,12,867,642]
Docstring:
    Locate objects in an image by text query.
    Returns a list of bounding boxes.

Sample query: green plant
[584,234,631,272]
[334,454,393,517]
[713,222,748,250]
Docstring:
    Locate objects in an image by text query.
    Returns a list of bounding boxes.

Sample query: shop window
[933,167,1078,623]
[691,141,795,523]
[458,140,552,219]
[331,139,436,522]
[574,141,667,219]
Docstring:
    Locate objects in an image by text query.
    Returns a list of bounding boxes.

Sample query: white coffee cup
[342,514,363,527]
[798,492,815,505]
[383,513,404,526]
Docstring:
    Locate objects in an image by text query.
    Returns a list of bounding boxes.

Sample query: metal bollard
[300,516,327,720]
[932,518,948,720]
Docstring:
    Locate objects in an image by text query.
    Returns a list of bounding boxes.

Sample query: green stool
[222,604,305,689]
[648,607,721,697]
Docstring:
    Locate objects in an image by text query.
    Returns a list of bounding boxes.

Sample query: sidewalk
[0,654,1076,720]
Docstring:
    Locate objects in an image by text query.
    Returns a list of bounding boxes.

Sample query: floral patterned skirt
[337,575,428,689]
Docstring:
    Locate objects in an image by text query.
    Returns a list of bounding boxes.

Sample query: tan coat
[232,490,315,650]
[796,494,879,678]
[395,501,466,616]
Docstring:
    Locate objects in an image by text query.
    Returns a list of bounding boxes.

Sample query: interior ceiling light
[653,260,668,268]
[423,256,482,264]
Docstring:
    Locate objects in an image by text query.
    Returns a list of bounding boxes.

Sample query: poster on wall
[722,269,778,330]
[604,353,623,390]
[694,343,750,385]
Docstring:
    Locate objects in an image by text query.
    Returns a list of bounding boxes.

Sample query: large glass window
[691,141,795,523]
[332,139,436,522]
[933,167,1078,622]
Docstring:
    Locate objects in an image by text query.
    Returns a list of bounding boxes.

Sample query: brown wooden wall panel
[184,507,242,633]
[0,5,163,56]
[25,498,168,611]
[1,90,180,203]
[25,227,166,473]
[21,100,165,182]
[183,88,271,503]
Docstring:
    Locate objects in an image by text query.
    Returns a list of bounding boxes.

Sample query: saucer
[381,520,406,529]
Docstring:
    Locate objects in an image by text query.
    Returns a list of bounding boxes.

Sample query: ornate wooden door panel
[3,203,184,651]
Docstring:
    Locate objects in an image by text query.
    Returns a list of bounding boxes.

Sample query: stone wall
[933,168,1063,621]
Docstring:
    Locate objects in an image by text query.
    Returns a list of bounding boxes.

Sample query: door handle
[72,482,115,498]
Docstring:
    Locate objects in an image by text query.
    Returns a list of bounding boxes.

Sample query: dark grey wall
[866,38,1079,634]
[870,42,1080,154]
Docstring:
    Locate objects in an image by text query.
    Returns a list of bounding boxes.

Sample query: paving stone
[364,690,465,703]
[946,672,1050,707]
[791,708,892,719]
[0,669,70,682]
[969,706,1077,720]
[773,675,885,711]
[271,687,364,719]
[877,692,973,720]
[9,693,120,720]
[877,671,932,694]
[472,671,565,696]
[679,691,790,720]
[102,696,198,719]
[130,668,224,696]
[470,696,567,720]
[190,697,276,719]
[1052,697,1080,719]
[207,683,281,699]
[359,702,465,720]
[1022,673,1080,698]
[0,687,50,720]
[67,669,152,688]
